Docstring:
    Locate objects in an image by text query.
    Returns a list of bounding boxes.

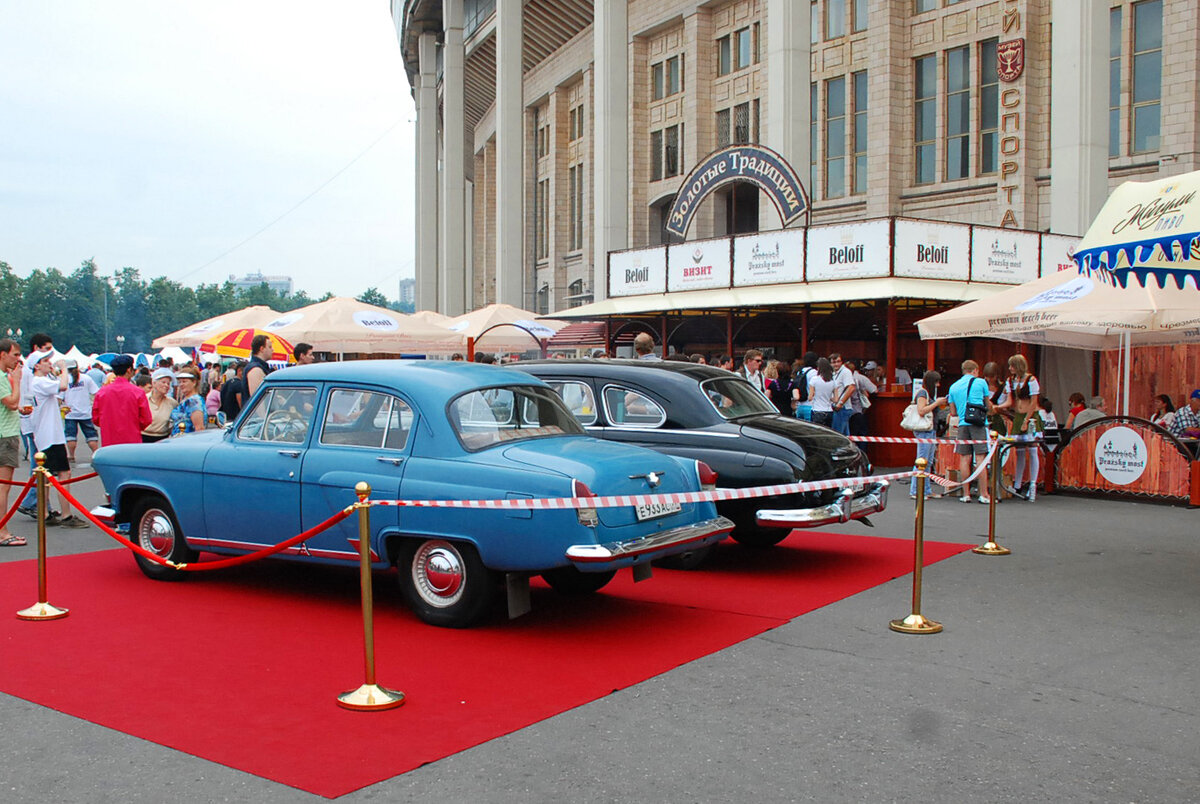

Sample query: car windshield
[450,385,586,450]
[700,376,776,419]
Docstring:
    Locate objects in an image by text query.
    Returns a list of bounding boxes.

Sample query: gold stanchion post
[973,432,1011,556]
[890,458,942,634]
[16,453,69,621]
[337,481,405,711]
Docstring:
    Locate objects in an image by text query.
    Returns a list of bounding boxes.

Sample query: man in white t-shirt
[829,353,855,435]
[28,353,87,528]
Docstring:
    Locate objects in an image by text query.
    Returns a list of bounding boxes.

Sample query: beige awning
[152,305,280,348]
[550,277,1012,319]
[260,297,463,354]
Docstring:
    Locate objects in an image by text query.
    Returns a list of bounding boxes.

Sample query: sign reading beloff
[666,144,809,239]
[893,219,970,280]
[609,247,667,297]
[806,220,891,281]
[1093,426,1149,485]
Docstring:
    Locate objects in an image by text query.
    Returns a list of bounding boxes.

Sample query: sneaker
[960,496,973,504]
[979,496,992,504]
[59,515,88,529]
[16,505,37,520]
[1024,486,1037,502]
[43,511,62,526]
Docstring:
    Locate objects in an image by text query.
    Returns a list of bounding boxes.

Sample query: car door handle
[376,456,404,466]
[277,449,301,458]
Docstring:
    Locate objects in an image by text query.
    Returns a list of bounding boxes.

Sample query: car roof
[514,358,734,386]
[265,359,546,398]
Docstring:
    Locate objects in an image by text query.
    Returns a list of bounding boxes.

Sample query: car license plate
[635,501,682,521]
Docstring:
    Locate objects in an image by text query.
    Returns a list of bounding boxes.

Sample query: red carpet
[0,532,969,798]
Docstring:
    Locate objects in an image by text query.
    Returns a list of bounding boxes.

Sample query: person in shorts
[0,339,25,545]
[946,359,990,504]
[28,352,87,528]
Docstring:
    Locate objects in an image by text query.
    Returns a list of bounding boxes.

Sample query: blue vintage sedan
[92,361,732,627]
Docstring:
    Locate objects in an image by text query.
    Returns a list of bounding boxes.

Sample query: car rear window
[450,385,584,451]
[700,377,777,419]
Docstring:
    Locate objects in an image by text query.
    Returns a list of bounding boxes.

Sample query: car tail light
[572,478,598,527]
[696,461,718,491]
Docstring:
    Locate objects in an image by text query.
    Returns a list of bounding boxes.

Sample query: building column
[496,0,524,308]
[766,0,811,204]
[592,0,628,302]
[1049,0,1107,234]
[415,31,439,313]
[440,0,467,315]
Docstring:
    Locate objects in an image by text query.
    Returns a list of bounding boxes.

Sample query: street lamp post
[115,334,125,354]
[5,328,21,342]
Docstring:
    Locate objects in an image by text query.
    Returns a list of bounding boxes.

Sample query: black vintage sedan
[512,359,888,550]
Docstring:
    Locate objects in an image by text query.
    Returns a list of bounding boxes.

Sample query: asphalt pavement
[1,447,1197,803]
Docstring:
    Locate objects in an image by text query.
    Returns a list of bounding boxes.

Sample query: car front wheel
[131,494,198,581]
[399,539,495,628]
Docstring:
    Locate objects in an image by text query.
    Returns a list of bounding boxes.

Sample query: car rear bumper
[565,516,734,567]
[755,480,889,529]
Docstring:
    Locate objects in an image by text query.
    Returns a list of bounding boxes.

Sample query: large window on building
[652,55,684,101]
[825,77,846,199]
[650,124,683,181]
[979,39,999,174]
[810,82,819,198]
[852,71,868,194]
[569,103,585,142]
[568,164,584,251]
[826,0,846,39]
[1110,7,1122,157]
[945,46,970,181]
[717,27,755,75]
[914,54,937,185]
[535,178,549,260]
[717,102,756,148]
[853,0,868,32]
[1131,0,1162,154]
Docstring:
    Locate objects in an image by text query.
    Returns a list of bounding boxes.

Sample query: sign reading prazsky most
[665,144,810,238]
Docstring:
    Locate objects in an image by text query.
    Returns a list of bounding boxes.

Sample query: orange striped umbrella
[199,328,295,362]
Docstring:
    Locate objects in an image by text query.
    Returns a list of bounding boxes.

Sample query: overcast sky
[0,1,416,299]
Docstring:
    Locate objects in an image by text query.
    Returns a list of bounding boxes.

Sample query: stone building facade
[393,0,1200,316]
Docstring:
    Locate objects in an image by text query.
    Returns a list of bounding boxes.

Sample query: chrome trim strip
[754,481,889,529]
[566,516,734,563]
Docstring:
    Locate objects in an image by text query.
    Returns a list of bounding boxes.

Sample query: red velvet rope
[0,476,36,530]
[61,471,98,484]
[0,470,97,486]
[47,475,357,572]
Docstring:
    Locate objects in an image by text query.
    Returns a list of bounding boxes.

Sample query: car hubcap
[138,508,175,557]
[412,541,465,608]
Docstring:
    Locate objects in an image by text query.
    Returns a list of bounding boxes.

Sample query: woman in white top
[808,357,837,428]
[1150,394,1176,429]
[995,354,1042,501]
[63,362,99,463]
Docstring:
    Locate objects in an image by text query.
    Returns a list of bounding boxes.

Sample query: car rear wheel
[652,544,714,570]
[399,539,495,628]
[131,494,198,581]
[541,566,616,595]
[728,510,789,548]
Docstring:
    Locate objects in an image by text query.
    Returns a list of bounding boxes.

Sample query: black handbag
[963,377,987,426]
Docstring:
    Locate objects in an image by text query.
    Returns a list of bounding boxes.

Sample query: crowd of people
[0,333,315,546]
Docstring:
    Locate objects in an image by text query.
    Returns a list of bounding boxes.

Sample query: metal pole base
[337,683,406,711]
[972,541,1012,556]
[889,613,943,634]
[16,602,69,621]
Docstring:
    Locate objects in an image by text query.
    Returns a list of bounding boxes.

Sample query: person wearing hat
[92,354,152,448]
[15,333,53,519]
[0,338,25,545]
[141,367,177,443]
[28,351,87,527]
[1168,389,1200,439]
[168,366,205,434]
[62,358,100,463]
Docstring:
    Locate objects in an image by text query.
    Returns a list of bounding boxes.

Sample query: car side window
[236,388,317,443]
[546,381,597,426]
[320,388,411,450]
[602,385,665,428]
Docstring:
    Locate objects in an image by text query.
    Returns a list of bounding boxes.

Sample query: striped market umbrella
[199,328,295,363]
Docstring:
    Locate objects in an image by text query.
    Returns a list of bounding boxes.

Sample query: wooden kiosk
[1055,416,1200,506]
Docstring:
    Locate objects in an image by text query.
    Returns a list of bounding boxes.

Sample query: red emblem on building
[997,38,1025,82]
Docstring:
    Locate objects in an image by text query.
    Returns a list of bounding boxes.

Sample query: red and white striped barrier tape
[367,470,910,512]
[926,437,1000,490]
[849,435,989,445]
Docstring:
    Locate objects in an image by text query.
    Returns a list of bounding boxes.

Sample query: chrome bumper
[566,516,734,565]
[755,480,889,529]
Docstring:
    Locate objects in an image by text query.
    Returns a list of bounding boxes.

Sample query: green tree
[357,287,390,308]
[195,281,239,321]
[144,277,198,353]
[113,267,148,353]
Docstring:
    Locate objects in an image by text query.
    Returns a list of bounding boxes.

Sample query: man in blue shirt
[946,359,990,503]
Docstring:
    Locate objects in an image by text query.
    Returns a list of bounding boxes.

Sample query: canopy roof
[1074,170,1200,289]
[260,297,461,354]
[444,303,569,350]
[151,305,280,348]
[917,270,1200,350]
